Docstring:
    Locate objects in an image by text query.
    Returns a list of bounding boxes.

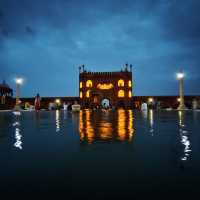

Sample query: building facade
[0,80,13,109]
[79,64,133,108]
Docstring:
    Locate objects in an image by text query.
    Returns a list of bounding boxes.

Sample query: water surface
[0,109,200,198]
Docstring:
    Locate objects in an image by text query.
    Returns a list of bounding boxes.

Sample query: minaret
[125,63,128,71]
[82,64,85,72]
[79,66,81,74]
[130,64,132,72]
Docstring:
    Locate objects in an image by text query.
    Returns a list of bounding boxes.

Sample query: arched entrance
[101,99,110,108]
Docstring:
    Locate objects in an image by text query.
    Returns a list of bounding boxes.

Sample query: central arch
[101,98,110,108]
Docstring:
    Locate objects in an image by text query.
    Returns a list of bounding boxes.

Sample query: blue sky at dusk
[0,0,200,97]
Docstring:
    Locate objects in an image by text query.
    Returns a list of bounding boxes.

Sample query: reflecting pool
[0,109,200,198]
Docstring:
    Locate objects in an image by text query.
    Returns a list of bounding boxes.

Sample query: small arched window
[80,91,83,98]
[128,80,132,87]
[86,90,90,98]
[128,90,132,98]
[118,79,124,87]
[80,82,83,88]
[86,80,93,87]
[118,90,125,98]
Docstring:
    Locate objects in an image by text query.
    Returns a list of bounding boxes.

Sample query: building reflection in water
[149,109,154,135]
[79,110,94,144]
[79,109,134,144]
[99,120,112,141]
[13,111,23,150]
[128,110,134,141]
[117,109,126,141]
[55,110,60,132]
[178,111,191,161]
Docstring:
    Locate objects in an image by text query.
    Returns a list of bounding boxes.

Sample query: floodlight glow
[176,72,184,80]
[55,99,61,104]
[15,78,23,85]
[148,98,153,103]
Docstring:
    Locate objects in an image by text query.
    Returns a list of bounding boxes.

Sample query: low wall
[20,97,80,109]
[1,95,200,110]
[132,95,200,109]
[0,96,79,110]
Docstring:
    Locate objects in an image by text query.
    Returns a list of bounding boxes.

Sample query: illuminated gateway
[79,64,133,108]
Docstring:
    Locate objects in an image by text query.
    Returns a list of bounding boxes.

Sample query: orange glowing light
[86,90,90,98]
[80,91,83,98]
[79,110,94,144]
[86,80,93,87]
[128,80,132,87]
[128,90,132,98]
[117,109,126,141]
[128,110,134,141]
[85,110,94,144]
[118,90,125,98]
[97,83,114,90]
[118,79,124,87]
[79,110,84,141]
[99,122,112,140]
[80,82,83,88]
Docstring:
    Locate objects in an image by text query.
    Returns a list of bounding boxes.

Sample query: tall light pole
[176,72,187,110]
[15,78,23,108]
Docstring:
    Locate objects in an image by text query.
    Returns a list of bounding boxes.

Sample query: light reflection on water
[141,109,154,136]
[141,109,148,119]
[79,109,134,144]
[149,109,154,135]
[55,110,60,132]
[8,109,193,162]
[117,109,126,141]
[2,109,200,195]
[178,111,192,162]
[13,112,23,150]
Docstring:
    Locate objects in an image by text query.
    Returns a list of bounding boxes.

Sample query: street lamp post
[15,78,23,109]
[176,72,187,110]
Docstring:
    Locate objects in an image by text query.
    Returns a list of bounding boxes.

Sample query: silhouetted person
[68,103,72,111]
[34,93,41,111]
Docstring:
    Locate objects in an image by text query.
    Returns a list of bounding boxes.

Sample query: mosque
[79,64,133,108]
[0,65,199,110]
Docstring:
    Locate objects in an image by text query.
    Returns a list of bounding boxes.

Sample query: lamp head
[55,99,61,104]
[148,98,153,103]
[15,78,23,85]
[176,72,184,80]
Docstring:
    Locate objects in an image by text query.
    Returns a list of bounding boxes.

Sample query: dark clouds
[0,0,200,97]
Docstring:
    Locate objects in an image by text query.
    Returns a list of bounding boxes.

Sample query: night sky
[0,0,200,97]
